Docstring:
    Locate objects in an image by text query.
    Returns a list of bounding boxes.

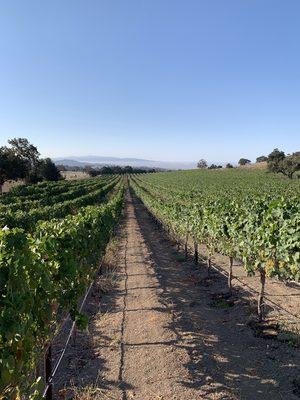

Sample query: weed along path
[54,191,300,400]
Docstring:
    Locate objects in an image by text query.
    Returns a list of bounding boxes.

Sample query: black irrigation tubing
[209,262,300,324]
[134,193,300,326]
[42,265,101,399]
[178,233,300,324]
[183,239,300,324]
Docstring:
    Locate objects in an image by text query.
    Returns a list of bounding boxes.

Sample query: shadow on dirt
[52,217,134,400]
[132,191,300,400]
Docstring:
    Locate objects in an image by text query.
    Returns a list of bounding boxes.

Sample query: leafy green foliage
[0,183,124,398]
[0,177,119,231]
[0,138,64,190]
[238,158,251,165]
[268,150,300,179]
[197,159,207,169]
[0,147,27,189]
[131,169,300,281]
[256,156,268,163]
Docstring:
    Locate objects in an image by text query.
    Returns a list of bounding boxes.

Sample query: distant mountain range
[53,156,197,170]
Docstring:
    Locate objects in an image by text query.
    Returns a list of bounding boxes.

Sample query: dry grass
[59,382,118,400]
[98,238,120,293]
[1,179,24,193]
[56,237,122,400]
[61,171,90,180]
[97,270,119,294]
[68,385,110,400]
[0,170,88,194]
[102,238,120,271]
[238,161,267,170]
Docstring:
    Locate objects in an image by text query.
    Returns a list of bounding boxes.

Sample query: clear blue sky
[0,1,299,163]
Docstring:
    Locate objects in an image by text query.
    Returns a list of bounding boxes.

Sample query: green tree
[197,159,207,169]
[256,155,268,163]
[208,164,222,169]
[281,154,300,179]
[8,138,39,167]
[123,165,134,174]
[0,147,27,194]
[268,151,300,179]
[0,138,62,190]
[267,148,285,175]
[7,138,40,182]
[267,149,300,179]
[238,158,251,166]
[268,148,285,163]
[38,158,62,181]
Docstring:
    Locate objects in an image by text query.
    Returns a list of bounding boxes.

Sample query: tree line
[86,165,158,176]
[0,138,61,194]
[198,148,300,178]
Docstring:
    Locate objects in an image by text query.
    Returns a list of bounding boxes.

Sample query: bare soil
[199,244,300,328]
[1,179,24,193]
[61,171,90,180]
[53,190,300,400]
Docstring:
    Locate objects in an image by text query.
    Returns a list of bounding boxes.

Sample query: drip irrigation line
[138,195,300,325]
[42,265,100,398]
[210,262,300,324]
[168,225,300,324]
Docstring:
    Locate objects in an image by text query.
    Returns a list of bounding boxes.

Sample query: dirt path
[54,191,300,400]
